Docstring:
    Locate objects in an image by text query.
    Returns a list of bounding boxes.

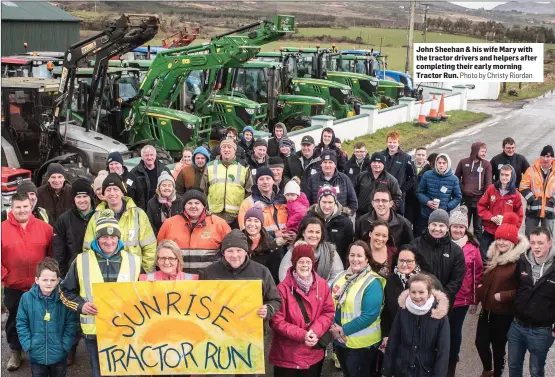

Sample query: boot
[6,349,22,371]
[66,344,78,366]
[447,361,457,377]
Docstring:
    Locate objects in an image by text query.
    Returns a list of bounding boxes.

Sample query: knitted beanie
[106,151,124,166]
[268,156,284,169]
[284,180,301,196]
[221,229,249,252]
[244,206,264,225]
[220,139,237,152]
[320,149,337,165]
[254,138,268,148]
[279,137,294,148]
[317,185,337,203]
[428,209,450,226]
[540,145,554,157]
[449,206,468,228]
[157,171,175,189]
[16,181,38,196]
[370,152,386,164]
[93,171,109,193]
[292,244,315,266]
[256,167,274,183]
[71,178,94,199]
[182,189,207,207]
[102,173,127,195]
[46,163,66,178]
[95,209,121,239]
[495,212,520,244]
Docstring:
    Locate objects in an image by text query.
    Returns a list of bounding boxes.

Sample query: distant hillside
[493,1,555,15]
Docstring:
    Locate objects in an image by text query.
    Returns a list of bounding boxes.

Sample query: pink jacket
[269,268,335,369]
[286,192,310,232]
[139,271,199,281]
[454,241,484,307]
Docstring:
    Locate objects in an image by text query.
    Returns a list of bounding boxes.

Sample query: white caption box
[413,43,544,83]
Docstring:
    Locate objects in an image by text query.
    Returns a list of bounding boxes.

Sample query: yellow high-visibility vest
[207,160,248,215]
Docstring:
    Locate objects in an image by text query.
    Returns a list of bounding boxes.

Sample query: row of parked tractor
[1,14,422,195]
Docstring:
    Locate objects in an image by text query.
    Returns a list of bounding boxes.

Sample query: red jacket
[454,240,484,307]
[478,183,523,235]
[269,268,335,369]
[1,213,53,290]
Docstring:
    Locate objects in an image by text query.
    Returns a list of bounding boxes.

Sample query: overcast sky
[451,2,507,9]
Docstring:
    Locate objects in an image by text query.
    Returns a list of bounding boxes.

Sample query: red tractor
[161,27,200,48]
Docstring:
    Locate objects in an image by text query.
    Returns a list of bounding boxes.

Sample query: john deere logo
[107,228,114,235]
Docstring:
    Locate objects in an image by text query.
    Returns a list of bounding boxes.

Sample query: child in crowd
[16,258,78,377]
[284,177,309,233]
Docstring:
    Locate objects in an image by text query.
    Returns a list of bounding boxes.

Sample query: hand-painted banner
[92,280,264,375]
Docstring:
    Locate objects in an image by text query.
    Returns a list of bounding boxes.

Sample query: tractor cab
[1,55,63,79]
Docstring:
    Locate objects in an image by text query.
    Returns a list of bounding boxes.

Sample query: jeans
[85,336,102,377]
[448,305,469,363]
[273,360,323,377]
[4,287,25,350]
[524,216,555,238]
[335,345,376,377]
[508,320,555,377]
[30,360,67,377]
[480,232,495,262]
[475,310,514,377]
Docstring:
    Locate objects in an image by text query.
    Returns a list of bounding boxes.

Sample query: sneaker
[331,352,341,369]
[7,349,22,371]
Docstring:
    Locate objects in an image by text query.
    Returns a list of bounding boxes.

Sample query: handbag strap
[292,290,311,326]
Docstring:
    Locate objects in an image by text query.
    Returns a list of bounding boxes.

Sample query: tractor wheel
[285,118,311,132]
[381,95,397,107]
[349,98,363,115]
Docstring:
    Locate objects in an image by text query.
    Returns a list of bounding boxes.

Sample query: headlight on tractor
[185,123,194,129]
[340,89,350,95]
[245,108,255,115]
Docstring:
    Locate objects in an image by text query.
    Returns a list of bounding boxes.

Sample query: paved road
[2,95,555,376]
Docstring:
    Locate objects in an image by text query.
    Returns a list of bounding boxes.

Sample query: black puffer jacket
[354,209,413,248]
[130,159,172,206]
[382,289,450,377]
[345,153,370,184]
[247,234,285,285]
[305,170,358,215]
[354,170,402,217]
[284,150,322,192]
[52,207,95,277]
[410,231,466,306]
[146,195,186,236]
[382,147,417,193]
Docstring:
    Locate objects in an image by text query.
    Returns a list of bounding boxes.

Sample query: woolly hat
[370,152,386,165]
[320,149,337,165]
[449,206,469,228]
[182,189,207,207]
[317,185,337,203]
[268,156,284,169]
[16,181,37,196]
[428,208,450,226]
[279,137,294,148]
[244,205,264,225]
[540,145,554,157]
[495,212,520,244]
[254,138,268,148]
[292,243,315,267]
[157,171,175,189]
[95,209,121,239]
[93,171,109,193]
[220,138,237,151]
[46,163,66,178]
[102,173,127,195]
[221,229,249,252]
[106,151,124,166]
[71,178,94,199]
[284,180,301,196]
[256,167,274,182]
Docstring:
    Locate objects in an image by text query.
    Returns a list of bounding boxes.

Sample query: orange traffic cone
[438,93,450,121]
[427,94,440,122]
[414,99,430,128]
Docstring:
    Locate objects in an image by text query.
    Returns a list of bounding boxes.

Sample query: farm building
[1,1,80,56]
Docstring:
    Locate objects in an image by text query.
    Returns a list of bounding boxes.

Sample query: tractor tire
[378,95,397,109]
[285,118,311,132]
[348,98,363,115]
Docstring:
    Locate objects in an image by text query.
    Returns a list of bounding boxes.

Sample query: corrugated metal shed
[1,2,80,56]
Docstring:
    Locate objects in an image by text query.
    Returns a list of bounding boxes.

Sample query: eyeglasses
[372,199,390,204]
[158,257,177,263]
[398,259,415,266]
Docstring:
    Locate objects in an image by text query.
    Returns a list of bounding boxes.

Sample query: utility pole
[405,0,416,74]
[422,3,431,42]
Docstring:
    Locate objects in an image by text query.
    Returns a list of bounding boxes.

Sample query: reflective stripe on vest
[77,250,140,334]
[207,160,247,215]
[331,270,386,349]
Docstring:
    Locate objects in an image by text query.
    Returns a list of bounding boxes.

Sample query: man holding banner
[60,210,141,377]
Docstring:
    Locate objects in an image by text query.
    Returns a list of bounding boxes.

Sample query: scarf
[394,264,421,289]
[453,235,468,249]
[405,295,435,316]
[293,270,314,295]
[333,265,371,308]
[314,242,334,280]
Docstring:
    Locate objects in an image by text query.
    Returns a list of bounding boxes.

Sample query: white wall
[375,106,407,131]
[420,82,500,100]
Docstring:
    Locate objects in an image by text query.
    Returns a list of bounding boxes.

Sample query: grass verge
[497,77,555,102]
[342,110,490,156]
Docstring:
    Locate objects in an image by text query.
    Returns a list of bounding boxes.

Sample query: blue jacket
[417,154,462,218]
[16,284,78,365]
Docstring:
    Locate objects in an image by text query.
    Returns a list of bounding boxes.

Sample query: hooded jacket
[53,206,95,277]
[146,194,186,236]
[454,239,484,307]
[513,245,555,327]
[269,268,335,369]
[284,150,322,193]
[175,146,210,194]
[314,127,346,172]
[238,185,288,236]
[476,235,529,313]
[268,125,288,158]
[491,151,530,188]
[353,169,402,217]
[16,284,78,366]
[345,153,371,183]
[417,153,462,218]
[37,183,74,223]
[382,147,417,193]
[238,126,255,156]
[130,159,172,206]
[305,203,354,263]
[306,169,358,215]
[478,170,523,236]
[519,158,555,219]
[286,192,310,233]
[410,231,466,306]
[454,142,493,202]
[355,209,414,248]
[382,289,450,377]
[1,212,53,290]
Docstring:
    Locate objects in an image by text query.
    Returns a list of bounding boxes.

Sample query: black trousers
[273,360,323,377]
[475,309,514,377]
[4,287,25,350]
[466,200,483,243]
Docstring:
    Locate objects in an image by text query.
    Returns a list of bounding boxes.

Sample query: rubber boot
[7,349,22,371]
[447,361,457,377]
[66,344,78,366]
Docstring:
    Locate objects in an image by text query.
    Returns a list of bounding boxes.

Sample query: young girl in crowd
[284,178,310,233]
[382,273,450,377]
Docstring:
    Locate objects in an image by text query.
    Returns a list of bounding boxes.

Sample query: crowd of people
[1,122,554,377]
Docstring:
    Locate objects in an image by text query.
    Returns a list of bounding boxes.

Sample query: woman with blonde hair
[139,240,199,281]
